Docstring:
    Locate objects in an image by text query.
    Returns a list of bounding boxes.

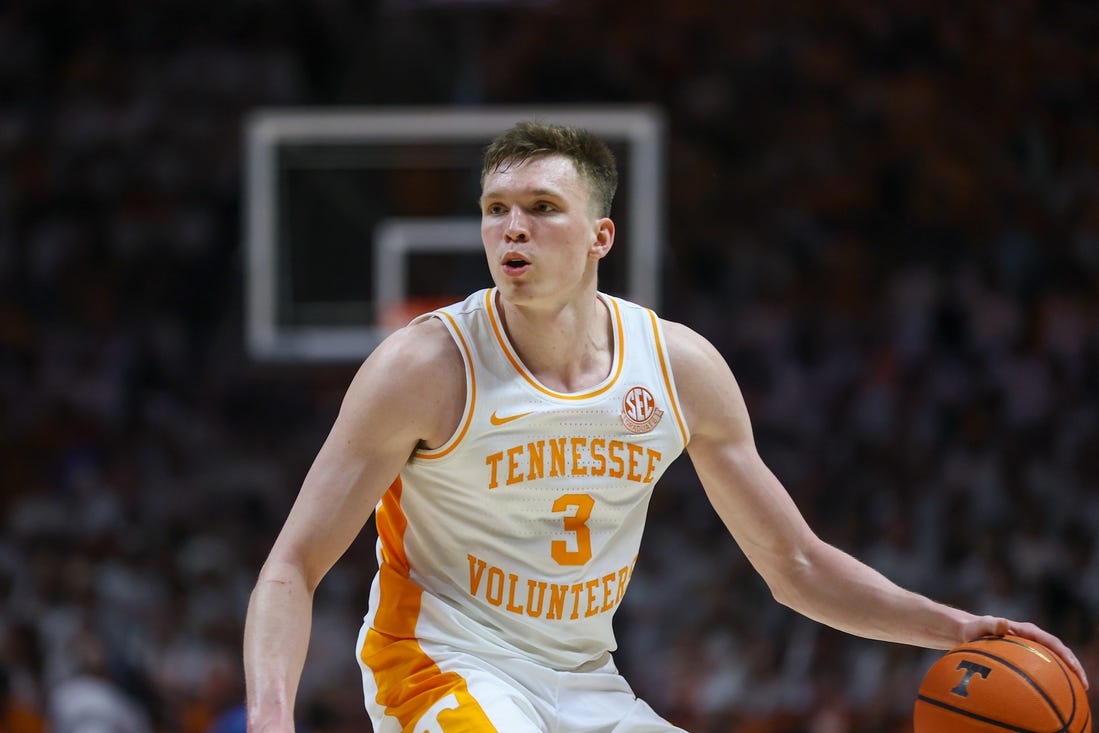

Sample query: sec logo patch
[621,386,663,434]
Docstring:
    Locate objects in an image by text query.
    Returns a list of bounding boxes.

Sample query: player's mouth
[501,252,531,276]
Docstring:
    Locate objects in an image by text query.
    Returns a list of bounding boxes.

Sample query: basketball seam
[915,694,1039,733]
[958,639,1080,730]
[1037,643,1084,730]
[985,636,1081,727]
[953,648,1070,726]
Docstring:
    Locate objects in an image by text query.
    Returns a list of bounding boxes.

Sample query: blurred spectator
[46,632,151,733]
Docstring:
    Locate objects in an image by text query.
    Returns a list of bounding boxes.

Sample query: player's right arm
[242,317,464,733]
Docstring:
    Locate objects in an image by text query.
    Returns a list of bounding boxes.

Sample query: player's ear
[590,217,614,260]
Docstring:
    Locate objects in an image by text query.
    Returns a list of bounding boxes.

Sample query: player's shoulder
[658,318,721,366]
[341,313,465,420]
[354,291,487,404]
[370,314,463,378]
[334,313,465,447]
[656,317,748,439]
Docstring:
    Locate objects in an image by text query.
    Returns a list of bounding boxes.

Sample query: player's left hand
[964,616,1089,691]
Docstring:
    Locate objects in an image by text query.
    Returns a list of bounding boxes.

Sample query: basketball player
[243,122,1087,732]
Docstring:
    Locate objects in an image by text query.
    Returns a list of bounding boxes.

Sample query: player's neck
[496,290,613,393]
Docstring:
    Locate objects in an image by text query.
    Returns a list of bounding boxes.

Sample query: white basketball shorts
[356,624,688,733]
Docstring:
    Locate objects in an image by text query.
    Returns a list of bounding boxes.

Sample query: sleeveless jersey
[362,288,690,672]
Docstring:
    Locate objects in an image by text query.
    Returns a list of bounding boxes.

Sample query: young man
[244,122,1087,732]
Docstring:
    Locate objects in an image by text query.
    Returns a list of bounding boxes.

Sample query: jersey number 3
[551,493,595,566]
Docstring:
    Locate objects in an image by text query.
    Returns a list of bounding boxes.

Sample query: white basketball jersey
[363,288,689,672]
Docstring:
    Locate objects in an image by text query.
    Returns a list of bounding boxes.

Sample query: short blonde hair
[481,121,618,217]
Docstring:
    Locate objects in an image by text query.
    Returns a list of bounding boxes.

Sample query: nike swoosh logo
[490,410,533,426]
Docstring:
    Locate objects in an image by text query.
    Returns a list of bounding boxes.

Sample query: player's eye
[485,203,506,215]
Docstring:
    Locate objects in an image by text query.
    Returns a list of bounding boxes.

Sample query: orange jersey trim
[362,477,497,730]
[646,309,689,446]
[484,288,625,400]
[413,310,476,460]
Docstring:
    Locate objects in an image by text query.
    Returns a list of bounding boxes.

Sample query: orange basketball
[914,635,1091,733]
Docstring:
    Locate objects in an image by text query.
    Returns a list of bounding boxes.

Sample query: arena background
[1,2,1098,732]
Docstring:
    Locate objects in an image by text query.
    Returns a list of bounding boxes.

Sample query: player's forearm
[244,560,316,732]
[768,540,972,650]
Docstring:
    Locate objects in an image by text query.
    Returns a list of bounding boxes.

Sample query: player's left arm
[663,319,1088,689]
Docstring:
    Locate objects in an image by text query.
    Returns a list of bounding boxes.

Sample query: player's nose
[504,209,529,242]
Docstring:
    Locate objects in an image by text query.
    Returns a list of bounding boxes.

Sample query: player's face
[480,154,613,306]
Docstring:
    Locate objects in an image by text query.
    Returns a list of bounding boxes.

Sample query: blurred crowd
[2,1,1098,732]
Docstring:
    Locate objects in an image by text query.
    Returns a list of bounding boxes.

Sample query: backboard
[244,106,665,361]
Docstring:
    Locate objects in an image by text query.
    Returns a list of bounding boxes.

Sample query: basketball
[914,635,1091,733]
